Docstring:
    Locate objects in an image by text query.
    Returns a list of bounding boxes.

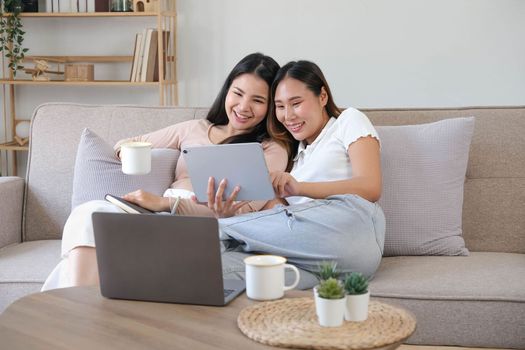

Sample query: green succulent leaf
[315,261,340,282]
[344,272,369,295]
[317,278,345,299]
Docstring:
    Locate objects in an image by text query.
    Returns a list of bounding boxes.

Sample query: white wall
[1,0,525,174]
[177,0,525,108]
[15,0,525,112]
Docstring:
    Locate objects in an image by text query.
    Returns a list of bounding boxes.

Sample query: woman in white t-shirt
[217,60,386,282]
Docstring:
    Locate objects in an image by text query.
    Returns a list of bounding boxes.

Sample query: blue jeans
[219,194,386,289]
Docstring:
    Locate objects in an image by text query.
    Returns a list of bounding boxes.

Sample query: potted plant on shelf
[0,0,29,76]
[315,277,346,327]
[344,272,370,322]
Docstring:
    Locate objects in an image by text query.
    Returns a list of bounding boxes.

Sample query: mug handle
[283,264,300,291]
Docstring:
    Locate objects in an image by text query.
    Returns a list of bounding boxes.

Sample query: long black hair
[206,53,280,144]
[268,60,341,166]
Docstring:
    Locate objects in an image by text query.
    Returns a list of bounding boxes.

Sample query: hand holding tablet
[183,143,276,202]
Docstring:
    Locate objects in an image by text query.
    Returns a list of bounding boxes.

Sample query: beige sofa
[0,103,523,348]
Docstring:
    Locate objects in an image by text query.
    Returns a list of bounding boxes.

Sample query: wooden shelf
[0,79,159,86]
[16,12,158,17]
[25,55,133,63]
[0,142,28,152]
[0,2,178,176]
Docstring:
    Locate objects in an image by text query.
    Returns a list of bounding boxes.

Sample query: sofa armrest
[0,176,24,248]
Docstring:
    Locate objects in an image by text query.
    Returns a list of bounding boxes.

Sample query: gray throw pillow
[376,117,475,256]
[71,128,179,209]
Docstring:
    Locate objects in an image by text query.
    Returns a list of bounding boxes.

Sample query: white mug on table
[120,142,152,175]
[244,255,300,301]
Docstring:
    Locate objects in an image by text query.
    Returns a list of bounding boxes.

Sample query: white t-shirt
[286,108,380,205]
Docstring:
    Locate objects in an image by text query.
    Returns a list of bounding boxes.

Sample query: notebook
[105,194,154,214]
[91,212,245,306]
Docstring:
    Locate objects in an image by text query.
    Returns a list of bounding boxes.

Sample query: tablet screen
[183,143,275,202]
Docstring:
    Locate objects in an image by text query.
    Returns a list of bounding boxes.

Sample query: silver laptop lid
[92,212,242,306]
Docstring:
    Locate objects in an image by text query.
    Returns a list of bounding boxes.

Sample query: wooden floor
[400,346,510,350]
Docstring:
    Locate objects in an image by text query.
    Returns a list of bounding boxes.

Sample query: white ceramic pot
[316,296,346,327]
[344,291,370,321]
[313,286,320,316]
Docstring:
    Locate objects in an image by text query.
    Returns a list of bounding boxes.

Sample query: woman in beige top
[42,53,289,290]
[115,108,288,217]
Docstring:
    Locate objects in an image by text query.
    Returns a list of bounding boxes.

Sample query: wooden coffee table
[0,286,414,350]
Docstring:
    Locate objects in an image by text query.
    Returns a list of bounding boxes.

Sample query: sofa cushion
[0,177,24,248]
[370,252,525,348]
[71,128,179,209]
[0,240,61,313]
[376,117,475,256]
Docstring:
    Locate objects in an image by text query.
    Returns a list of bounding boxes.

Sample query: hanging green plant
[0,0,29,76]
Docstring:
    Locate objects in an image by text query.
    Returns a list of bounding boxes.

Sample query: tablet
[182,143,275,202]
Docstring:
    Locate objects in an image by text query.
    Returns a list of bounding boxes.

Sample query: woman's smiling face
[274,76,329,144]
[224,73,270,134]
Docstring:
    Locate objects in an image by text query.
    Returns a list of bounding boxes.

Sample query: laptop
[91,212,245,306]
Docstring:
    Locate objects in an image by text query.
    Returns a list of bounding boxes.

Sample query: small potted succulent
[315,277,346,327]
[344,272,370,322]
[315,261,340,281]
[313,261,340,315]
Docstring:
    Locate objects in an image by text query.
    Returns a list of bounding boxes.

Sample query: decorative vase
[109,0,133,12]
[344,291,370,321]
[316,296,345,327]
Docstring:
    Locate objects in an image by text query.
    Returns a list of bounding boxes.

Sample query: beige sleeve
[176,199,216,217]
[235,140,288,215]
[113,120,197,155]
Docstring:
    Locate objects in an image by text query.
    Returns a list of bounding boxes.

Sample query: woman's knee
[335,234,383,279]
[68,246,99,286]
[337,251,382,279]
[65,200,117,230]
[62,200,120,256]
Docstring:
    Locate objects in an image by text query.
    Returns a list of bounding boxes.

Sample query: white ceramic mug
[120,142,152,175]
[244,255,300,301]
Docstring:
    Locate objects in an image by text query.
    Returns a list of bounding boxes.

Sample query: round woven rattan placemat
[237,298,416,350]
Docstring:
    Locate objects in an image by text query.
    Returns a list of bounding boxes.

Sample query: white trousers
[41,200,126,291]
[42,189,197,291]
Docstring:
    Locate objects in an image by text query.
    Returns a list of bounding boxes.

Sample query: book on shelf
[153,30,171,82]
[87,0,95,12]
[94,0,109,11]
[134,28,151,82]
[58,0,71,12]
[129,29,170,82]
[138,28,153,82]
[70,0,78,12]
[77,0,88,12]
[130,33,143,82]
[142,29,158,82]
[46,0,93,12]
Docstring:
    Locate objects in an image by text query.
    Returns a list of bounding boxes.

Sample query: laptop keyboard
[224,289,235,298]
